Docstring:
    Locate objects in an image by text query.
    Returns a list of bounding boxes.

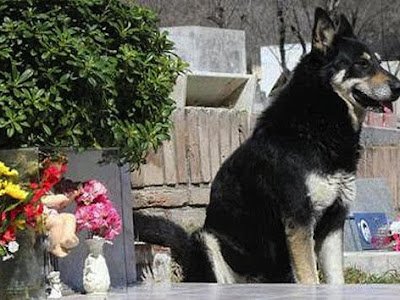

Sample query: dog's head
[312,8,400,113]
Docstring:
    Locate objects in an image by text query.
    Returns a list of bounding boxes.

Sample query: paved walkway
[64,283,400,299]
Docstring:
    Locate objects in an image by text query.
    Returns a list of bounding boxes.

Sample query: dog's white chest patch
[306,172,356,212]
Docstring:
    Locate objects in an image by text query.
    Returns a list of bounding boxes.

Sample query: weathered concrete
[64,283,400,300]
[344,251,400,276]
[162,26,246,74]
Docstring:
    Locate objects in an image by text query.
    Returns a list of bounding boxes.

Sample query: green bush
[0,0,186,169]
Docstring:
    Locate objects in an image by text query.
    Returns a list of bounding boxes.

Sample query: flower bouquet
[371,218,400,251]
[74,180,122,241]
[73,180,122,294]
[0,160,43,260]
[0,158,66,299]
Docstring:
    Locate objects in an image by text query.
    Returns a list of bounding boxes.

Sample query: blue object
[353,212,388,250]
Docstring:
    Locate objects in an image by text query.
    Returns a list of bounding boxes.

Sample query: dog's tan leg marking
[317,229,344,284]
[201,232,245,284]
[286,226,319,284]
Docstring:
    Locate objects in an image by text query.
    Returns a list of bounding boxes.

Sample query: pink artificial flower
[75,180,108,205]
[104,208,122,240]
[75,205,94,231]
[73,180,122,240]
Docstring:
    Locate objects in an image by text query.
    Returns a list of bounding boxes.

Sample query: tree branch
[276,0,288,75]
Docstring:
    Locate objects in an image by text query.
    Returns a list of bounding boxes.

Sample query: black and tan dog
[185,8,400,284]
[136,8,400,284]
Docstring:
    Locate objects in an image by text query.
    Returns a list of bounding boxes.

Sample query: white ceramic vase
[82,237,110,294]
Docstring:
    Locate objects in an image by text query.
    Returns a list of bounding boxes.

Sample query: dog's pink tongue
[382,102,393,113]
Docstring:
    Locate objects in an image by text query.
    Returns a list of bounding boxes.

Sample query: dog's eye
[354,59,370,69]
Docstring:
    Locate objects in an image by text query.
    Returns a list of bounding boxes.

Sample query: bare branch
[326,0,341,13]
[276,0,288,76]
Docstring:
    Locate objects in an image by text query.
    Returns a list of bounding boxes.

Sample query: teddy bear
[42,194,79,257]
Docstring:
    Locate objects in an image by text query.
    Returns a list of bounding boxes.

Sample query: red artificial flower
[30,182,39,189]
[43,165,62,186]
[24,203,42,223]
[31,187,46,203]
[10,210,17,221]
[1,226,16,243]
[37,202,43,215]
[24,203,36,218]
[1,212,6,222]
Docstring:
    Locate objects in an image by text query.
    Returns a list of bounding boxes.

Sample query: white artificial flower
[390,221,400,234]
[7,241,19,253]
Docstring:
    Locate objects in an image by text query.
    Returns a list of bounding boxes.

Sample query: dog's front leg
[317,228,344,284]
[285,223,319,284]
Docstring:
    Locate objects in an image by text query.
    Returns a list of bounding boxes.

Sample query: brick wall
[131,107,250,232]
[358,146,400,210]
[364,109,398,128]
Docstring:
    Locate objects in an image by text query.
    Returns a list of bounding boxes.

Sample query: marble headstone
[344,178,395,251]
[57,149,136,292]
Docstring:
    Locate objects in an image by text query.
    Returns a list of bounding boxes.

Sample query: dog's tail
[133,213,193,275]
[133,212,215,282]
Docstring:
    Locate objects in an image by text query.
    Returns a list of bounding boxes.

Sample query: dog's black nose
[390,80,400,99]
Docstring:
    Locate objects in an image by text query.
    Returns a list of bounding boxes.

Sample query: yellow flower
[3,181,28,201]
[0,161,19,177]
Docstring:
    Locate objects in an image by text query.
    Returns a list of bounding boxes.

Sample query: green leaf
[7,127,14,137]
[42,124,51,135]
[18,69,34,83]
[14,122,22,133]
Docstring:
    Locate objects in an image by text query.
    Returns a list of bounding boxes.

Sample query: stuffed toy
[42,194,79,257]
[42,194,71,211]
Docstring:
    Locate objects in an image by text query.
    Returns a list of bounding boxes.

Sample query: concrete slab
[162,26,246,74]
[63,283,400,300]
[187,72,250,107]
[171,72,256,112]
[344,251,400,275]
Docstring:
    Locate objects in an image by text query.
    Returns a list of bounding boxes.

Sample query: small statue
[47,271,62,299]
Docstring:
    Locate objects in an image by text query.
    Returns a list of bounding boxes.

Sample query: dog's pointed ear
[312,7,335,52]
[336,14,355,38]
